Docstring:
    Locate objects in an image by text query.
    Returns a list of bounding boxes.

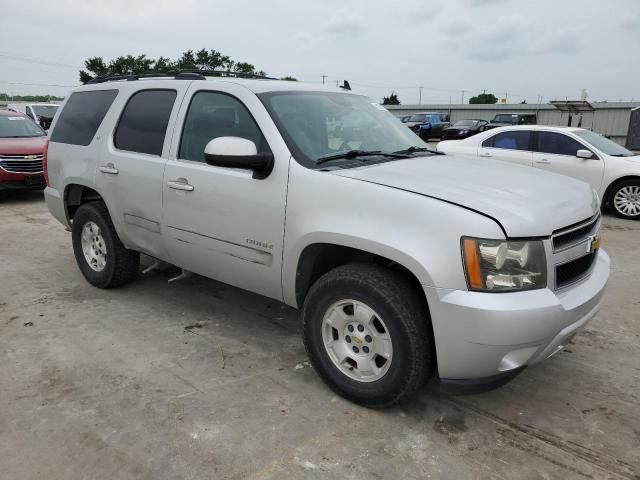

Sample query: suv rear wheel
[302,264,434,408]
[72,201,140,288]
[610,179,640,219]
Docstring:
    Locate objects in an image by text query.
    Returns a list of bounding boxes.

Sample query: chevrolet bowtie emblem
[25,155,37,159]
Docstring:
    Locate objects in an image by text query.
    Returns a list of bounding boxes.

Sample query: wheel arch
[293,241,431,312]
[64,183,105,222]
[602,175,640,206]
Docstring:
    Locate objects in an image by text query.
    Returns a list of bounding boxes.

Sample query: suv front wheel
[72,201,140,288]
[302,264,434,408]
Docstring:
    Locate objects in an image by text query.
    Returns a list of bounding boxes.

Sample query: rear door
[95,83,189,260]
[478,129,534,167]
[161,82,290,301]
[532,131,604,191]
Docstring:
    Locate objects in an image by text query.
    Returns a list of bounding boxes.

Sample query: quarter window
[114,90,177,156]
[179,91,268,162]
[536,131,586,156]
[50,90,118,146]
[483,131,531,151]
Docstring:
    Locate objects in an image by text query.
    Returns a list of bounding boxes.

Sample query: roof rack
[86,69,279,84]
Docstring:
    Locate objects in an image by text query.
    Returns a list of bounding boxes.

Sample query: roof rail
[86,69,279,84]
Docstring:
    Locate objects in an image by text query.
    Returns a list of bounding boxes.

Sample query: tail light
[43,140,50,186]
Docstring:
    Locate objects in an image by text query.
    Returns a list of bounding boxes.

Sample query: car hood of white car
[333,154,599,237]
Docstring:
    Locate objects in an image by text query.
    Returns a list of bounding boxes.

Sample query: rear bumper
[44,186,69,227]
[425,249,610,381]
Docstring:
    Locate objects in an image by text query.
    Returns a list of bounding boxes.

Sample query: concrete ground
[0,191,639,480]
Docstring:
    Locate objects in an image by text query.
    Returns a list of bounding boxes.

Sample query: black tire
[302,264,435,408]
[609,179,640,220]
[72,201,140,288]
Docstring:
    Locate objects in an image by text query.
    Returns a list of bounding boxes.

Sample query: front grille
[556,253,596,289]
[552,214,599,251]
[0,154,44,174]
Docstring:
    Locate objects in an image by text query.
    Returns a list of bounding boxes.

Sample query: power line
[0,81,77,88]
[0,53,81,70]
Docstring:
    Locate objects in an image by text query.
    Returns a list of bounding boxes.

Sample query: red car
[0,110,48,191]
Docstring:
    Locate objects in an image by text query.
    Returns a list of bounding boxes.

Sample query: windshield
[0,116,46,138]
[453,120,478,127]
[574,129,636,157]
[493,114,519,124]
[32,105,59,119]
[409,114,429,122]
[261,92,428,166]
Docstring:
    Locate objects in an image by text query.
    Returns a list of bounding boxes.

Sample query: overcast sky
[1,0,639,104]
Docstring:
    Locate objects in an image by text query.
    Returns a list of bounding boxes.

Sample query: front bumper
[424,249,610,381]
[0,177,46,191]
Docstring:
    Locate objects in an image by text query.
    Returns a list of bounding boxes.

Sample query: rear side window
[50,90,118,146]
[114,90,177,156]
[483,131,531,151]
[536,131,585,156]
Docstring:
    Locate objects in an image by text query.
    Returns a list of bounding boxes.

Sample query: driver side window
[179,91,268,163]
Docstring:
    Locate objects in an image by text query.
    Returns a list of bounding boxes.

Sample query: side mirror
[576,149,595,159]
[204,137,274,179]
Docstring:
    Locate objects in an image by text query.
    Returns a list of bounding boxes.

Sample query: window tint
[484,131,531,150]
[537,131,586,156]
[50,90,118,146]
[179,91,267,162]
[114,90,177,156]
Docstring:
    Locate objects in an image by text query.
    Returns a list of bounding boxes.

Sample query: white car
[7,103,59,131]
[437,125,640,219]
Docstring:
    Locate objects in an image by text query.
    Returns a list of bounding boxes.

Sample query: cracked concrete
[1,191,639,479]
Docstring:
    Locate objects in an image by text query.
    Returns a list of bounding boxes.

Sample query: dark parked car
[483,113,537,131]
[440,119,488,140]
[0,110,48,192]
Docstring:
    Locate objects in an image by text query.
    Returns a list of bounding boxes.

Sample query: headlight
[462,237,547,292]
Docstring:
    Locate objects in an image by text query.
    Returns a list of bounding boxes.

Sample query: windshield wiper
[316,150,408,165]
[393,146,443,155]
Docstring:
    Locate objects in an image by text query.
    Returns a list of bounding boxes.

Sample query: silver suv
[44,73,609,408]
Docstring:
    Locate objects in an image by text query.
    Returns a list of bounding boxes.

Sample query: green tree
[382,91,401,105]
[281,76,298,81]
[79,49,266,83]
[468,92,498,104]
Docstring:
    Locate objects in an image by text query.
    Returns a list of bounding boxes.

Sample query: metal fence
[386,102,640,146]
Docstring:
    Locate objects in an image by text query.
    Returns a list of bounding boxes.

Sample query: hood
[333,155,598,237]
[0,136,48,155]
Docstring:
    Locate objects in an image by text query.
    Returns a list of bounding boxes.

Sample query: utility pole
[321,75,327,86]
[461,90,465,104]
[418,86,423,104]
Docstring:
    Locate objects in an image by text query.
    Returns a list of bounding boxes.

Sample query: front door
[162,83,290,301]
[532,131,605,192]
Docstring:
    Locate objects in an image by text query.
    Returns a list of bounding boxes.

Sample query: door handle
[167,178,195,192]
[98,163,119,175]
[535,158,551,165]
